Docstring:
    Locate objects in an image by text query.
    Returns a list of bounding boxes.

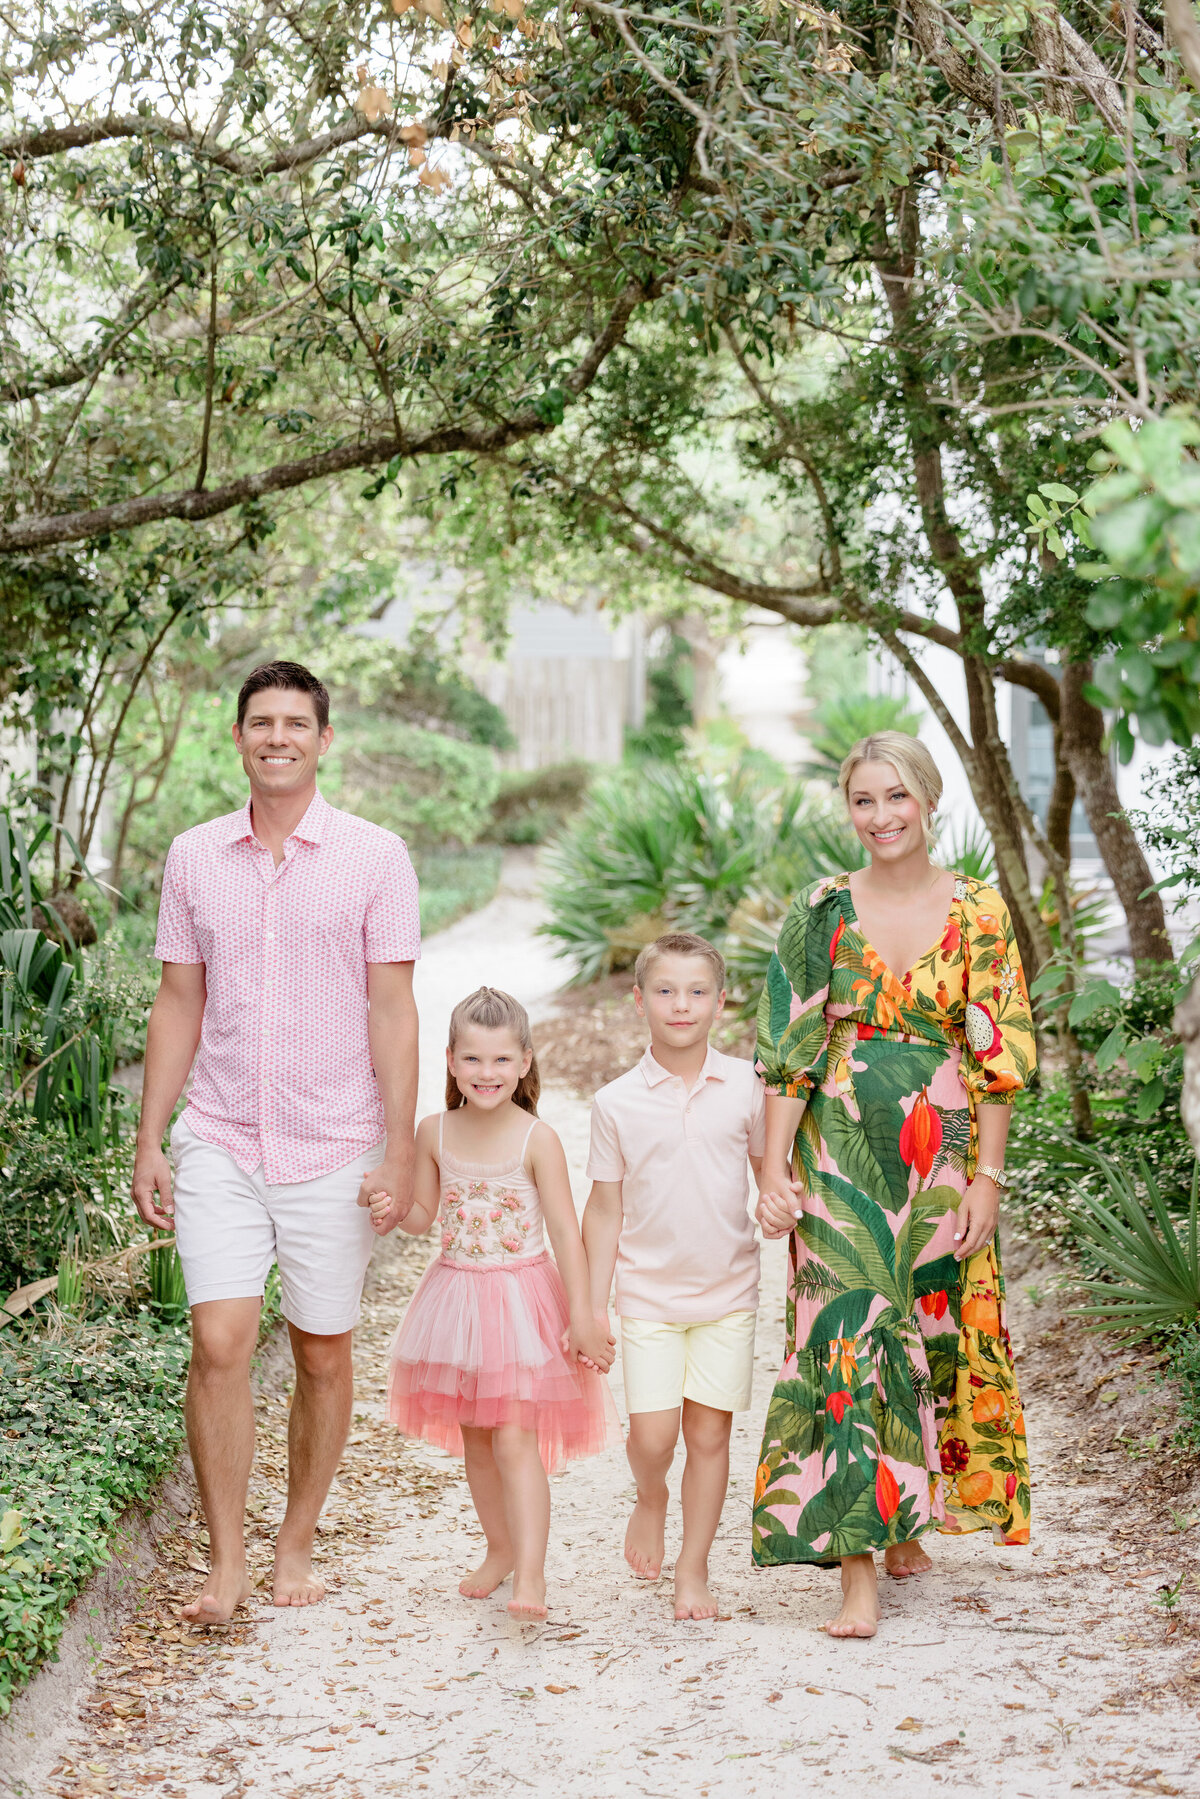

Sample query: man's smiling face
[232,686,333,799]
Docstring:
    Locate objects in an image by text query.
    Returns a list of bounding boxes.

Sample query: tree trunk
[1176,977,1200,1156]
[1045,718,1075,866]
[1059,660,1174,965]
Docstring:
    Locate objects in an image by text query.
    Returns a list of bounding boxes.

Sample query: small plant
[1051,1147,1200,1338]
[1168,1508,1197,1534]
[148,1241,189,1326]
[1151,1574,1186,1612]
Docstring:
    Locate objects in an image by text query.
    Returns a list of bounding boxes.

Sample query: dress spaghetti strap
[518,1116,538,1166]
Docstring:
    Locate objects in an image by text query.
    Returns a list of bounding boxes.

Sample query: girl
[374,986,618,1619]
[753,732,1034,1640]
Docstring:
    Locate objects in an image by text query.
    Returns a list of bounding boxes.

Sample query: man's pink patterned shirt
[154,790,421,1183]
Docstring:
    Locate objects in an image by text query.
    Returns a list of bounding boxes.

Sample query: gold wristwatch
[976,1163,1010,1190]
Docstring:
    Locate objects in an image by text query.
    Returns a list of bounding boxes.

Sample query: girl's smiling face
[447,1023,532,1111]
[846,759,931,864]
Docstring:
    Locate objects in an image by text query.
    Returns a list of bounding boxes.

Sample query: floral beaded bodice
[437,1114,544,1266]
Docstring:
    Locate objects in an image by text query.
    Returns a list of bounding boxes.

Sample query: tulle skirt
[387,1252,620,1475]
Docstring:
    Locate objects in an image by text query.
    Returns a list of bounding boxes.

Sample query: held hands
[953,1175,1001,1262]
[356,1157,414,1235]
[132,1143,175,1232]
[562,1312,616,1373]
[755,1163,803,1240]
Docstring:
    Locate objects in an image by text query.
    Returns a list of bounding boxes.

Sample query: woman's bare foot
[507,1571,547,1619]
[272,1545,326,1607]
[884,1538,932,1580]
[181,1562,252,1626]
[674,1565,719,1621]
[624,1488,668,1580]
[823,1554,878,1639]
[459,1549,514,1599]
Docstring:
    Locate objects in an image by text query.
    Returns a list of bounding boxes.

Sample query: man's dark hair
[236,661,330,732]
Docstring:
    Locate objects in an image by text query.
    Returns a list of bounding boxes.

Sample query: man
[132,660,420,1625]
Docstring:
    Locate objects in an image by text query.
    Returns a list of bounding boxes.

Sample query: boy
[583,931,765,1620]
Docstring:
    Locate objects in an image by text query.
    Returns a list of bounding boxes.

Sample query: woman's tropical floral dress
[752,872,1034,1567]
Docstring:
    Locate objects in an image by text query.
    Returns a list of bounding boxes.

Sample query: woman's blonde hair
[445,986,541,1115]
[837,731,943,844]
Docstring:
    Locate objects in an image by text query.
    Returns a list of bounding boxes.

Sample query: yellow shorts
[619,1311,756,1415]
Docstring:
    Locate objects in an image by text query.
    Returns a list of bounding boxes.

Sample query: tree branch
[0,281,652,553]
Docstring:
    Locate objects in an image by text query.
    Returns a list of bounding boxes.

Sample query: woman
[752,732,1033,1639]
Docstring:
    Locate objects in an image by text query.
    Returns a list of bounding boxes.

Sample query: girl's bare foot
[459,1549,514,1598]
[181,1562,253,1626]
[823,1554,878,1639]
[884,1538,932,1579]
[507,1571,548,1619]
[674,1565,719,1621]
[624,1488,668,1580]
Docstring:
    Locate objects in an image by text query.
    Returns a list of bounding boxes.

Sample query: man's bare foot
[624,1488,668,1580]
[823,1554,878,1639]
[181,1564,252,1626]
[459,1549,514,1599]
[884,1538,932,1580]
[507,1572,547,1619]
[674,1567,718,1621]
[272,1545,326,1607]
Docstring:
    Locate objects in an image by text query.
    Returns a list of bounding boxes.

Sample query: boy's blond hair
[633,932,726,993]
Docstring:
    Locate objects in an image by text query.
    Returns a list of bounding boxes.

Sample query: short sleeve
[364,836,421,964]
[755,882,837,1098]
[962,886,1037,1103]
[586,1095,625,1183]
[154,839,203,964]
[747,1074,766,1156]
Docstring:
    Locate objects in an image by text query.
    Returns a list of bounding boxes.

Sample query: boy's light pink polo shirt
[154,790,420,1184]
[587,1045,766,1324]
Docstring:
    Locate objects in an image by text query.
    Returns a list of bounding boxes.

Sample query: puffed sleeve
[961,885,1037,1103]
[755,881,838,1098]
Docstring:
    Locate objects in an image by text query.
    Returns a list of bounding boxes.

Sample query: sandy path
[18,854,1200,1798]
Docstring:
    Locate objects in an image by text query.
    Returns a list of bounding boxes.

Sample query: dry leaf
[408,144,427,166]
[417,0,449,20]
[451,44,464,64]
[805,1686,822,1694]
[392,0,416,11]
[456,20,474,45]
[895,1718,922,1732]
[543,21,562,46]
[517,16,538,36]
[508,62,528,82]
[767,1691,782,1703]
[500,0,526,16]
[356,82,393,123]
[399,121,428,145]
[431,58,450,77]
[485,67,506,96]
[419,163,451,192]
[544,1684,575,1694]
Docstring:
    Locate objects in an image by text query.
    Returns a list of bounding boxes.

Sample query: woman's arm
[756,1093,807,1238]
[954,1103,1011,1261]
[532,1126,615,1369]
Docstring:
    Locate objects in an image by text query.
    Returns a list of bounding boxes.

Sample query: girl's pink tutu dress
[387,1115,619,1475]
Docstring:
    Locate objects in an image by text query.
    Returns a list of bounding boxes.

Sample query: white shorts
[169,1118,382,1335]
[619,1311,757,1415]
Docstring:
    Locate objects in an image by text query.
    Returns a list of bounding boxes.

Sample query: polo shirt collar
[638,1044,726,1088]
[222,789,331,848]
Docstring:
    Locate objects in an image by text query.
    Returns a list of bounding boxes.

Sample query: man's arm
[358,960,419,1231]
[132,962,206,1230]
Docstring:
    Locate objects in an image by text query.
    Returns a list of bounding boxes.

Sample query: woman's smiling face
[846,759,930,864]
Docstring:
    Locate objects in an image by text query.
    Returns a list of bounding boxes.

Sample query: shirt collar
[638,1044,725,1088]
[222,789,331,848]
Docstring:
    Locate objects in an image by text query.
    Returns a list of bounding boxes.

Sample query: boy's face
[634,953,725,1053]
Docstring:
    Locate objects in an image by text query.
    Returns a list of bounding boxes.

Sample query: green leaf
[0,1511,24,1553]
[1093,1022,1128,1074]
[1067,980,1120,1026]
[1039,483,1079,504]
[1134,1076,1166,1119]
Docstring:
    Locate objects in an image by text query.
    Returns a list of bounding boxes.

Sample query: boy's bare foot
[181,1563,252,1626]
[460,1550,514,1599]
[823,1554,878,1639]
[884,1539,932,1579]
[507,1572,548,1619]
[674,1567,719,1620]
[624,1488,668,1580]
[272,1545,326,1607]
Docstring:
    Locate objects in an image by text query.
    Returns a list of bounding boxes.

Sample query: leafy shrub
[541,758,861,984]
[484,762,590,846]
[0,1120,134,1293]
[1049,1147,1200,1338]
[327,714,499,848]
[0,1322,188,1714]
[1166,1326,1200,1458]
[411,846,503,937]
[801,691,921,783]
